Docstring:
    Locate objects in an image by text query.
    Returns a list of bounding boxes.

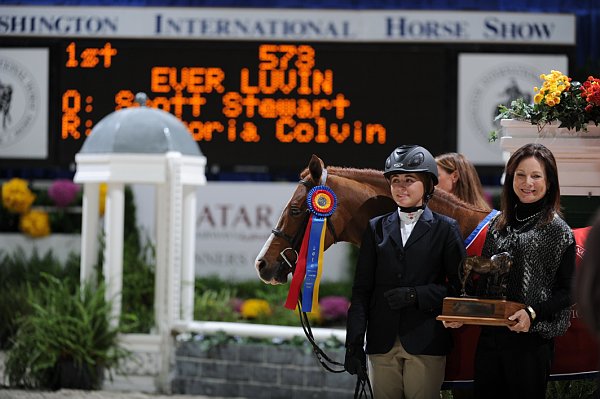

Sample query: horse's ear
[308,154,324,185]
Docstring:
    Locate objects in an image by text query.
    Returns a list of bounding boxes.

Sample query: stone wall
[172,341,357,398]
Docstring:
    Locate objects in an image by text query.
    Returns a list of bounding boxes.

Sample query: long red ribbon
[284,218,313,310]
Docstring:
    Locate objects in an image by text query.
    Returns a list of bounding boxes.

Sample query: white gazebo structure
[73,93,206,391]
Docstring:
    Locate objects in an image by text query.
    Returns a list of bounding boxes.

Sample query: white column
[104,182,125,327]
[154,184,168,333]
[80,183,100,285]
[181,185,197,322]
[166,152,183,326]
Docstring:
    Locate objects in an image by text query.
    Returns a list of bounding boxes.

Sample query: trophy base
[436,297,525,326]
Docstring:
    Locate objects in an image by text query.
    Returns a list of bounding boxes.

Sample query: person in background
[435,152,493,399]
[435,152,492,211]
[344,145,465,399]
[576,211,600,384]
[444,143,575,399]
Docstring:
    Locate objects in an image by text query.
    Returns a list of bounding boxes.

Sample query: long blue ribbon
[301,216,326,312]
[464,209,499,248]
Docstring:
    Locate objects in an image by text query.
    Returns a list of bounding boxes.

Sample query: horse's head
[255,155,337,284]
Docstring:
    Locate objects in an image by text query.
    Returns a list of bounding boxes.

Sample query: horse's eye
[290,207,303,217]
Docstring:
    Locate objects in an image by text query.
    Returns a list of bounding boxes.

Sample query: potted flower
[495,70,600,135]
[495,70,600,197]
[5,274,132,390]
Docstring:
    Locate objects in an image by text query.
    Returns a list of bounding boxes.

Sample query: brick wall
[172,340,357,398]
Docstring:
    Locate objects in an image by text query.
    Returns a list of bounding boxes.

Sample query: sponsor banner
[0,6,575,45]
[0,48,48,159]
[132,182,351,281]
[457,53,568,165]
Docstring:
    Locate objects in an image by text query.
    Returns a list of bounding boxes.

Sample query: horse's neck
[327,168,490,244]
[428,190,491,239]
[329,168,396,245]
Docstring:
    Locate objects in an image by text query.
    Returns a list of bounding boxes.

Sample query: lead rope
[296,296,374,398]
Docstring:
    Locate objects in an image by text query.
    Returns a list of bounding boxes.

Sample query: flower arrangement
[1,178,87,238]
[495,70,600,132]
[1,178,49,238]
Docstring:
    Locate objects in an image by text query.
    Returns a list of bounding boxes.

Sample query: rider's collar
[398,208,424,224]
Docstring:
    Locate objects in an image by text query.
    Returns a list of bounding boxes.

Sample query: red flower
[582,76,600,108]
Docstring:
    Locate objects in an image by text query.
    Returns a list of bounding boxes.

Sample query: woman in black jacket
[344,144,465,399]
[445,143,575,399]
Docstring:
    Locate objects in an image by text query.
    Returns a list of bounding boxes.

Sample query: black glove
[344,345,367,380]
[384,287,417,310]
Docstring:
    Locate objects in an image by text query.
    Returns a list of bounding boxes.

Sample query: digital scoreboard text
[10,39,451,171]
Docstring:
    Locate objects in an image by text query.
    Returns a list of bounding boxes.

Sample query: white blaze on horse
[254,154,599,383]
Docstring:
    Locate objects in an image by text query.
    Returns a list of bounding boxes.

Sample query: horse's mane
[300,165,390,189]
[301,164,492,215]
[432,186,492,215]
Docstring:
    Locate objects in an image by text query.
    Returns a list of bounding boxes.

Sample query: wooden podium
[436,297,525,326]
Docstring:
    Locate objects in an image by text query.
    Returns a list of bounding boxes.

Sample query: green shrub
[194,288,240,322]
[0,249,79,349]
[5,274,132,389]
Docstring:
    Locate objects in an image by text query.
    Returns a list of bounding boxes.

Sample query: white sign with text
[0,7,575,45]
[133,182,352,281]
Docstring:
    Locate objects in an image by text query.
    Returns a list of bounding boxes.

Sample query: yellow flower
[533,93,544,104]
[1,178,36,214]
[240,299,272,319]
[99,183,107,215]
[536,70,570,108]
[20,209,51,238]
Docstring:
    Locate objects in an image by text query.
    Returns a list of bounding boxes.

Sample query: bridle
[269,170,373,398]
[271,177,340,274]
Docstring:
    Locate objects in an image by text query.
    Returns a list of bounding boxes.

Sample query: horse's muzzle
[256,258,291,285]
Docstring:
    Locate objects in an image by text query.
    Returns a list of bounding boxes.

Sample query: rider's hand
[384,287,417,310]
[344,345,367,380]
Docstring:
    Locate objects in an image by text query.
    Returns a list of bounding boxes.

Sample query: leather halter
[270,170,339,257]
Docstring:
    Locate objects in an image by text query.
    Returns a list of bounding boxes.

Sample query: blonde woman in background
[435,152,491,211]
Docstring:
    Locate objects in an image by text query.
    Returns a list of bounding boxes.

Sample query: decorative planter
[49,359,104,390]
[500,119,600,196]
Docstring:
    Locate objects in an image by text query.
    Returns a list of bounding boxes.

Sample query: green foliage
[195,276,352,302]
[188,330,345,353]
[546,379,598,399]
[496,97,535,122]
[5,274,132,389]
[194,277,352,327]
[194,288,240,322]
[119,234,155,333]
[0,249,79,350]
[251,287,299,326]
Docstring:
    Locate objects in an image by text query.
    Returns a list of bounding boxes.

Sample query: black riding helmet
[384,145,439,205]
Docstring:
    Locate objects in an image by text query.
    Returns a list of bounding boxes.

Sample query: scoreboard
[0,7,577,173]
[4,38,451,172]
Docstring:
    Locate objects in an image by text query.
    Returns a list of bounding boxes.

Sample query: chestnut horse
[254,154,599,383]
[255,154,489,285]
